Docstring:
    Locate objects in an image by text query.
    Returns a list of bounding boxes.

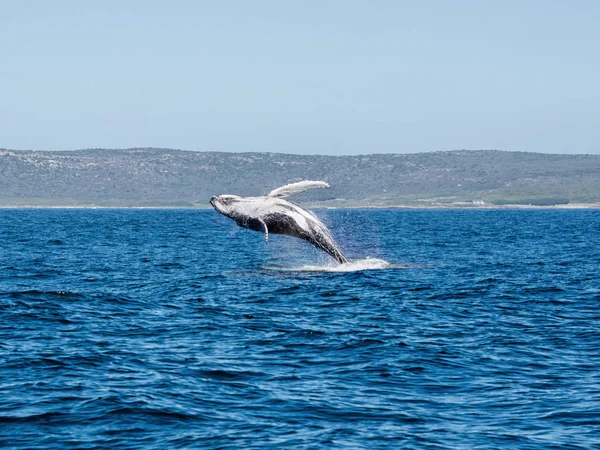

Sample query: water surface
[1,209,599,449]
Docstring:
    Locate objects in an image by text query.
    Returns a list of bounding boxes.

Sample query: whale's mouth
[209,196,224,213]
[210,194,240,213]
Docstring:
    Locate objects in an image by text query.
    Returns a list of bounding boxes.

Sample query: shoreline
[1,203,600,210]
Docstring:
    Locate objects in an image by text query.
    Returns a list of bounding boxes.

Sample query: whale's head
[210,194,243,218]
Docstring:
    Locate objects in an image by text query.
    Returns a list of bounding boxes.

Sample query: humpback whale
[210,181,348,264]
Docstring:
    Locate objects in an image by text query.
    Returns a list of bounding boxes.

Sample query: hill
[1,148,599,207]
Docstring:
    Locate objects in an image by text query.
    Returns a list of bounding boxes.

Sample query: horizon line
[2,147,598,157]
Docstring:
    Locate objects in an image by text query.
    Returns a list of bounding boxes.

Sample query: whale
[210,181,348,264]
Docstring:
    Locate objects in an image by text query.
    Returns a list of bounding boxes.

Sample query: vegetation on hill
[1,148,598,207]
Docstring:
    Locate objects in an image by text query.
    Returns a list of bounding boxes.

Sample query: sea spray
[263,257,396,272]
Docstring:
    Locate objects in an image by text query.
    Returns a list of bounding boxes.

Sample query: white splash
[264,257,399,272]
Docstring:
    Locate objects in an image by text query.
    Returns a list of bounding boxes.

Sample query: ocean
[1,208,599,449]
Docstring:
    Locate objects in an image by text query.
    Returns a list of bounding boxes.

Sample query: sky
[1,1,599,155]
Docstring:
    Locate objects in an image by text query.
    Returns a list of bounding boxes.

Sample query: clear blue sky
[1,0,599,154]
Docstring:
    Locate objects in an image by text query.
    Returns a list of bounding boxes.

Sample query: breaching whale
[210,181,348,264]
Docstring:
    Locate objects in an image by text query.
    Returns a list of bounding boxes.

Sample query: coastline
[1,203,599,210]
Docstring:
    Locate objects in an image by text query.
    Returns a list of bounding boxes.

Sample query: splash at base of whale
[263,257,400,272]
[210,180,348,263]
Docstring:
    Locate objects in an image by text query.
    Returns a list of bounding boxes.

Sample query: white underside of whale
[230,196,315,233]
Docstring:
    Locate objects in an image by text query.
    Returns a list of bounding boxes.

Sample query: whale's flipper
[268,181,330,198]
[259,218,269,243]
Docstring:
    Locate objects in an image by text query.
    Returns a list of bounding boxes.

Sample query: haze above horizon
[2,1,599,155]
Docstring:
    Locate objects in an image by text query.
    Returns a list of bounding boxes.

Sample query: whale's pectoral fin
[268,180,330,198]
[259,218,269,243]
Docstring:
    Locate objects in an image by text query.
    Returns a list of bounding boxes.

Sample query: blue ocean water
[1,208,599,449]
